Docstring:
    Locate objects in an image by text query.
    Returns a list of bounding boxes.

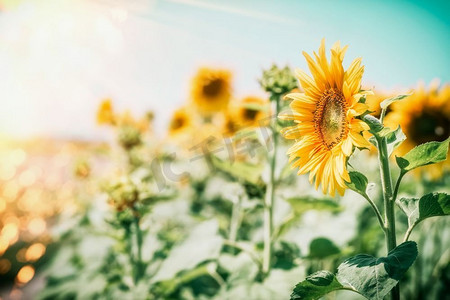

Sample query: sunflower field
[0,1,449,300]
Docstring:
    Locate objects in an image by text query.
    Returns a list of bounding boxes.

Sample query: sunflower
[385,82,450,179]
[236,96,269,128]
[169,107,192,136]
[222,108,240,137]
[191,67,232,114]
[279,40,372,196]
[97,99,115,125]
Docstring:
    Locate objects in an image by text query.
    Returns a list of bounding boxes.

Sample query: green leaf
[286,196,342,216]
[396,138,450,172]
[397,192,450,230]
[290,271,344,300]
[345,171,369,197]
[276,197,342,239]
[308,237,340,259]
[363,115,384,134]
[211,155,262,184]
[336,241,418,300]
[385,126,406,157]
[380,94,409,110]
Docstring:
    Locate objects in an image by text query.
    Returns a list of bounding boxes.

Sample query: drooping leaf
[308,237,340,259]
[396,138,450,172]
[385,126,406,157]
[380,94,409,110]
[286,196,342,216]
[397,192,450,231]
[336,241,418,300]
[154,263,215,296]
[290,271,344,300]
[273,241,302,269]
[276,197,342,239]
[211,155,263,184]
[346,171,369,197]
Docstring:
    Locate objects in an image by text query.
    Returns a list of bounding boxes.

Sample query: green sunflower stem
[376,135,399,300]
[262,94,281,278]
[132,208,144,284]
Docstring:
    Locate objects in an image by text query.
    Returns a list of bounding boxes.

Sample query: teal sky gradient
[0,0,448,138]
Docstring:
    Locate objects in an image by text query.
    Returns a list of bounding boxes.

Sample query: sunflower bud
[117,125,142,150]
[259,64,298,97]
[106,177,139,211]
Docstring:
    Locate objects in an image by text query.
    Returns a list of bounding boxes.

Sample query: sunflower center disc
[171,116,185,130]
[243,108,258,121]
[316,89,347,149]
[203,78,223,98]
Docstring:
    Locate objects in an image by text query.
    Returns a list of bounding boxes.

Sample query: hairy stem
[133,211,144,284]
[229,195,242,244]
[262,94,280,278]
[376,136,399,300]
[392,171,405,206]
[362,194,385,233]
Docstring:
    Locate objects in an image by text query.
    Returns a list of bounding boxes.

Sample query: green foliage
[308,238,340,259]
[290,242,418,300]
[336,241,418,300]
[385,126,406,157]
[398,192,450,236]
[290,271,343,300]
[363,115,385,135]
[285,196,342,216]
[346,171,369,197]
[211,155,263,185]
[273,241,302,269]
[396,138,450,173]
[379,94,409,110]
[276,196,343,239]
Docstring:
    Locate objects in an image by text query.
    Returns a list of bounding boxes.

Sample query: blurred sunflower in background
[190,67,232,114]
[221,96,269,137]
[236,96,269,127]
[280,40,371,196]
[168,107,193,136]
[386,82,450,179]
[222,108,240,137]
[97,99,115,125]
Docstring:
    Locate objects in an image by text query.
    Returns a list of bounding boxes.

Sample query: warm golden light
[16,265,35,284]
[1,222,19,243]
[25,243,46,261]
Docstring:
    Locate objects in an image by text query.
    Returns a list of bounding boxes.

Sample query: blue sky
[0,0,448,138]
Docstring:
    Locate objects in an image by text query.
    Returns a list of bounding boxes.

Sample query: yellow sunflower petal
[349,131,371,148]
[341,137,353,156]
[295,69,322,98]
